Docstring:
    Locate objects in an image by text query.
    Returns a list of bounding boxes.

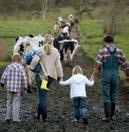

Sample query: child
[59,65,94,124]
[0,53,27,124]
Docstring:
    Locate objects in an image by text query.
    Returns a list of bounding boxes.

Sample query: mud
[0,50,129,132]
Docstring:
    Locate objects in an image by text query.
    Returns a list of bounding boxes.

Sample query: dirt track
[0,24,129,132]
[0,50,129,132]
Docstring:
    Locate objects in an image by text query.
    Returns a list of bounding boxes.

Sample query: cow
[68,14,79,27]
[54,38,79,66]
[14,35,44,55]
[13,35,44,93]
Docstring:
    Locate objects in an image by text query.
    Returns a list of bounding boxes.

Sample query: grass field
[79,19,129,60]
[0,18,129,76]
[79,19,129,79]
[0,20,53,68]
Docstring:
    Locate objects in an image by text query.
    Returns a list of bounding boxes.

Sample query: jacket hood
[72,74,86,84]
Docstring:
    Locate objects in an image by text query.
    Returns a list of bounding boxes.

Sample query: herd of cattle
[13,14,80,91]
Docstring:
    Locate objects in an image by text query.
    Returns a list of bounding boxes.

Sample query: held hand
[57,77,63,82]
[90,75,94,81]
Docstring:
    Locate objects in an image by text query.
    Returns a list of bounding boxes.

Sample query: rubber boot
[110,103,115,121]
[102,102,111,122]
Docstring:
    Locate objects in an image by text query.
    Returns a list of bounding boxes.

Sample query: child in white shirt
[59,65,94,124]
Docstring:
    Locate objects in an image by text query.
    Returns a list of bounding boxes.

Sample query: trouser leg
[102,75,111,120]
[73,97,81,121]
[35,74,53,121]
[110,76,118,118]
[36,105,41,119]
[6,91,13,120]
[79,97,89,119]
[103,102,111,119]
[12,92,21,121]
[110,103,115,119]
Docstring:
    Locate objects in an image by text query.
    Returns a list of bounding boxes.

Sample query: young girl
[59,65,94,124]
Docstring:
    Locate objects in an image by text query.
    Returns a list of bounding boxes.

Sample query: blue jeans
[73,97,89,121]
[35,74,54,120]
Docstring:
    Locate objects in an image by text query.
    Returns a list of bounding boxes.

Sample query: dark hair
[104,35,114,43]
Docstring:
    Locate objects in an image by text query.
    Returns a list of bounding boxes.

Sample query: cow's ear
[15,36,19,42]
[28,34,34,38]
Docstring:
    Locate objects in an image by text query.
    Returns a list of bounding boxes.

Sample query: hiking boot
[82,118,88,125]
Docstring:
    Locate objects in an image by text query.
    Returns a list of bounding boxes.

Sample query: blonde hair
[12,53,22,63]
[25,44,33,52]
[44,34,54,55]
[72,65,83,75]
[44,34,54,45]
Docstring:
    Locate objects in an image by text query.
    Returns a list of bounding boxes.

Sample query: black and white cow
[54,37,79,65]
[13,35,44,93]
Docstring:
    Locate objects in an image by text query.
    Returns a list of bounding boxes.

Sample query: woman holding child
[30,34,63,122]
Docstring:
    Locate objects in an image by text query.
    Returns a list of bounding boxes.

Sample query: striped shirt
[1,62,27,92]
[96,46,129,71]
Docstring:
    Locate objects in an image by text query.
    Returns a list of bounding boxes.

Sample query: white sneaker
[102,117,110,122]
[72,118,79,122]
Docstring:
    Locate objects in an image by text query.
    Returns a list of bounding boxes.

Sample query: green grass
[79,19,103,59]
[0,20,52,37]
[80,19,129,60]
[0,17,129,78]
[80,19,129,79]
[0,20,52,68]
[0,61,9,69]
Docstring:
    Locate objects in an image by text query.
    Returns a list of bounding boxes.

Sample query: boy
[1,53,27,124]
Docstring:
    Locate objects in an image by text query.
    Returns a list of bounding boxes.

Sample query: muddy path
[0,51,129,132]
[0,25,129,132]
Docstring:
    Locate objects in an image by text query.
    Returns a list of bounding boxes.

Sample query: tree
[16,0,20,20]
[103,0,127,35]
[71,0,97,19]
[40,0,48,20]
[27,0,33,20]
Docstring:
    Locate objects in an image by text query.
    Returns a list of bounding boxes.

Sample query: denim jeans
[73,97,89,121]
[35,74,54,120]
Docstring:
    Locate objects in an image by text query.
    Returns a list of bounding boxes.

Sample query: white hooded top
[59,74,94,98]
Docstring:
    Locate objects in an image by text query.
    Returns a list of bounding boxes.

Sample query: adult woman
[30,34,63,121]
